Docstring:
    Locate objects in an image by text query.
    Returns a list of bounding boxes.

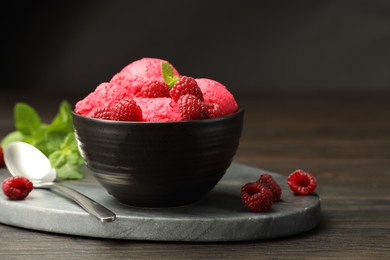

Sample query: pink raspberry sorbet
[110,57,181,94]
[74,58,238,122]
[74,82,134,117]
[196,78,238,115]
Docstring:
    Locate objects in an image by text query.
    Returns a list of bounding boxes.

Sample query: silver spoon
[4,141,116,223]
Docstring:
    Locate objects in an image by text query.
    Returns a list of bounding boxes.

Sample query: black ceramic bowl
[72,109,244,207]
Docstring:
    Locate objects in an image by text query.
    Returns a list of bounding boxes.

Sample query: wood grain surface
[0,93,389,259]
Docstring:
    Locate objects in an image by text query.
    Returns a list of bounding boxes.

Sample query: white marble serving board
[0,163,321,242]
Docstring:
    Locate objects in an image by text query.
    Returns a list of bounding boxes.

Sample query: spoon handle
[39,182,116,223]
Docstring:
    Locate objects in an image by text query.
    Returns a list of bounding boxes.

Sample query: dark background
[2,0,390,97]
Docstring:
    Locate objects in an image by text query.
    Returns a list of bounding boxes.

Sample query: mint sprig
[162,61,179,88]
[1,101,84,180]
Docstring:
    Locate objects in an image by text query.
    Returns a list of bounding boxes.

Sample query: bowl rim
[72,107,244,125]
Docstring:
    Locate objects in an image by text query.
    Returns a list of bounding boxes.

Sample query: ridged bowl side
[72,109,244,207]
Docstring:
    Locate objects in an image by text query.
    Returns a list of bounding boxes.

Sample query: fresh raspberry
[287,169,317,195]
[240,182,273,212]
[136,80,170,98]
[178,94,209,120]
[2,176,33,200]
[205,102,225,118]
[169,76,204,102]
[91,107,113,120]
[111,98,143,121]
[256,174,282,201]
[0,145,5,167]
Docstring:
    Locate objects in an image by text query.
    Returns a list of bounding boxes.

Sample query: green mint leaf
[2,100,85,180]
[48,101,74,133]
[14,102,42,135]
[24,125,51,155]
[28,101,74,158]
[34,128,63,157]
[161,61,179,88]
[39,101,75,156]
[49,133,84,180]
[1,131,24,148]
[162,61,174,80]
[54,161,84,180]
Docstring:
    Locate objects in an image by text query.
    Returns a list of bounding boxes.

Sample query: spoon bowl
[4,142,56,183]
[4,141,116,223]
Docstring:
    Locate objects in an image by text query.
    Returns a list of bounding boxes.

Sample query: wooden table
[0,93,389,259]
